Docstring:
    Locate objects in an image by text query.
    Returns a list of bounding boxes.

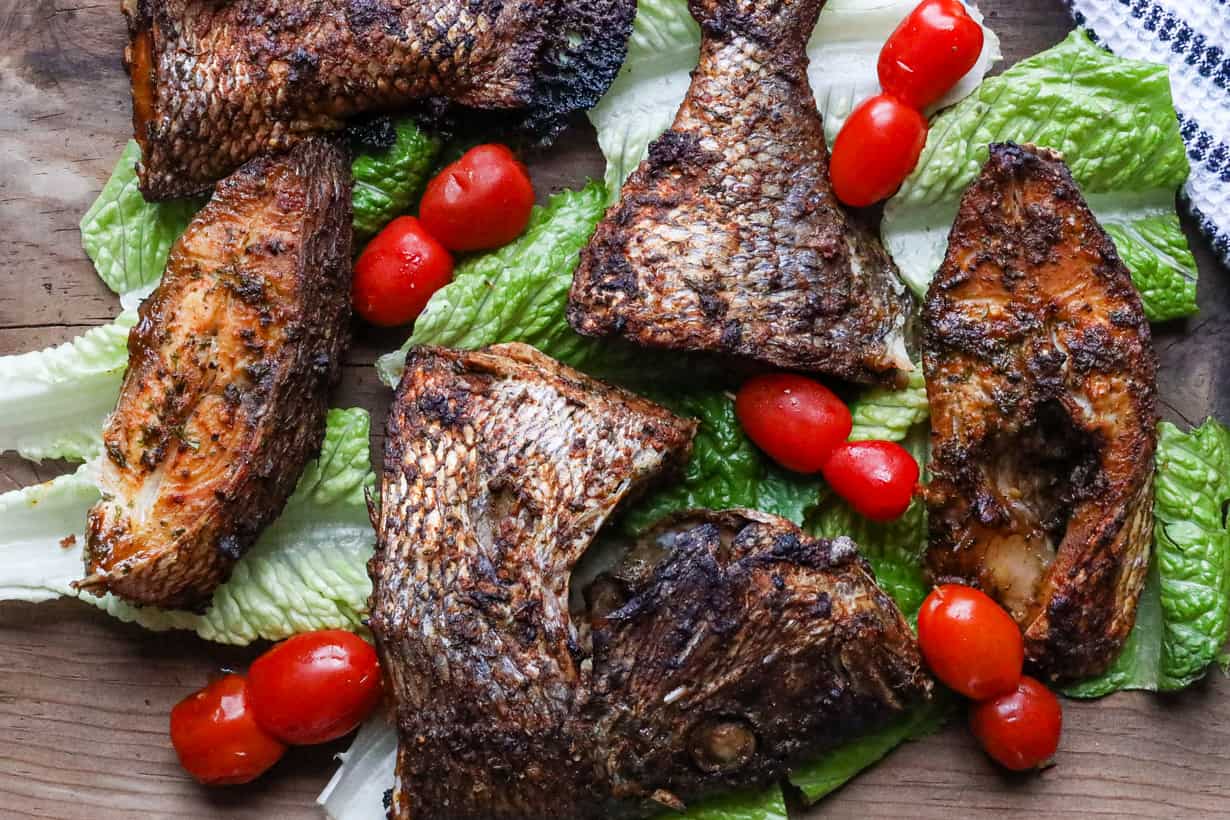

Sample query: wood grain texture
[1,0,1228,817]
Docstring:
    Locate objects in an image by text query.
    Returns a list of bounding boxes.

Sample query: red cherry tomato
[419,144,536,252]
[821,439,919,521]
[970,675,1062,771]
[878,0,985,110]
[830,94,928,207]
[247,629,382,746]
[170,673,286,785]
[917,584,1024,700]
[352,216,454,327]
[734,374,853,474]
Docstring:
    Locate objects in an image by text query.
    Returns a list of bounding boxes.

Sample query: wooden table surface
[2,1,1228,817]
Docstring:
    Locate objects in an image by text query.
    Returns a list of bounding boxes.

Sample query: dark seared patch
[347,115,399,150]
[647,131,708,168]
[344,0,399,32]
[216,534,244,560]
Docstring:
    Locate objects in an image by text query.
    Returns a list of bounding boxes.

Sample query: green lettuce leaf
[848,368,929,443]
[810,491,928,618]
[789,691,952,804]
[591,0,1000,194]
[668,787,788,820]
[83,125,439,308]
[623,391,823,535]
[0,310,135,462]
[0,408,376,645]
[80,141,202,308]
[377,182,612,386]
[785,431,939,801]
[882,30,1195,321]
[352,119,442,241]
[1067,419,1230,697]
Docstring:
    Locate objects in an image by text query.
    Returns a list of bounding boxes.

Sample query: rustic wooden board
[1,1,1228,818]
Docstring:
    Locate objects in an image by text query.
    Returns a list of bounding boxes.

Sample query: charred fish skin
[922,143,1158,681]
[568,0,913,385]
[83,137,353,610]
[587,510,931,813]
[370,346,928,818]
[371,343,697,819]
[124,0,635,199]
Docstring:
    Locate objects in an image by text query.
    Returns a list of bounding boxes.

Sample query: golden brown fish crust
[82,137,353,610]
[568,0,913,385]
[922,143,1158,681]
[370,344,929,818]
[124,0,635,199]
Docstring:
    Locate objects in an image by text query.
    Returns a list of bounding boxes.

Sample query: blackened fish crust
[83,137,353,610]
[370,345,929,818]
[568,0,913,385]
[124,0,635,199]
[922,143,1158,681]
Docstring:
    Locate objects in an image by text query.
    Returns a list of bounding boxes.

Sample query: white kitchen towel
[1066,0,1229,267]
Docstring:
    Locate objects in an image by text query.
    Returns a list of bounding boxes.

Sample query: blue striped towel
[1066,0,1229,266]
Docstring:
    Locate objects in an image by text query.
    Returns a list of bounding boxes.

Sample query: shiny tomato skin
[917,584,1024,700]
[247,629,382,746]
[970,676,1062,771]
[170,674,286,785]
[419,144,535,252]
[352,216,454,327]
[735,374,853,474]
[821,439,919,521]
[878,0,986,110]
[830,94,929,207]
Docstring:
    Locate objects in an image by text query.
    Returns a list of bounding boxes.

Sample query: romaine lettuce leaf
[82,125,439,309]
[0,310,135,462]
[848,368,929,443]
[882,30,1196,321]
[80,141,202,308]
[666,787,788,820]
[1067,419,1230,697]
[590,0,1000,194]
[623,391,824,535]
[318,716,399,820]
[352,118,442,241]
[0,408,376,645]
[789,690,952,804]
[810,490,928,618]
[378,182,612,386]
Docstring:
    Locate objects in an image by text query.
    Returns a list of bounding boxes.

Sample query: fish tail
[687,0,826,46]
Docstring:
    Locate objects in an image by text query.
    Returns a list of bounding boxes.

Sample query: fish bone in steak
[568,0,913,385]
[123,0,636,199]
[922,143,1158,681]
[82,137,352,610]
[370,343,930,818]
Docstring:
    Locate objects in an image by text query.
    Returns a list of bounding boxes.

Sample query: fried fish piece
[922,143,1158,680]
[583,510,931,816]
[82,137,353,610]
[568,0,913,385]
[370,344,929,818]
[124,0,635,199]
